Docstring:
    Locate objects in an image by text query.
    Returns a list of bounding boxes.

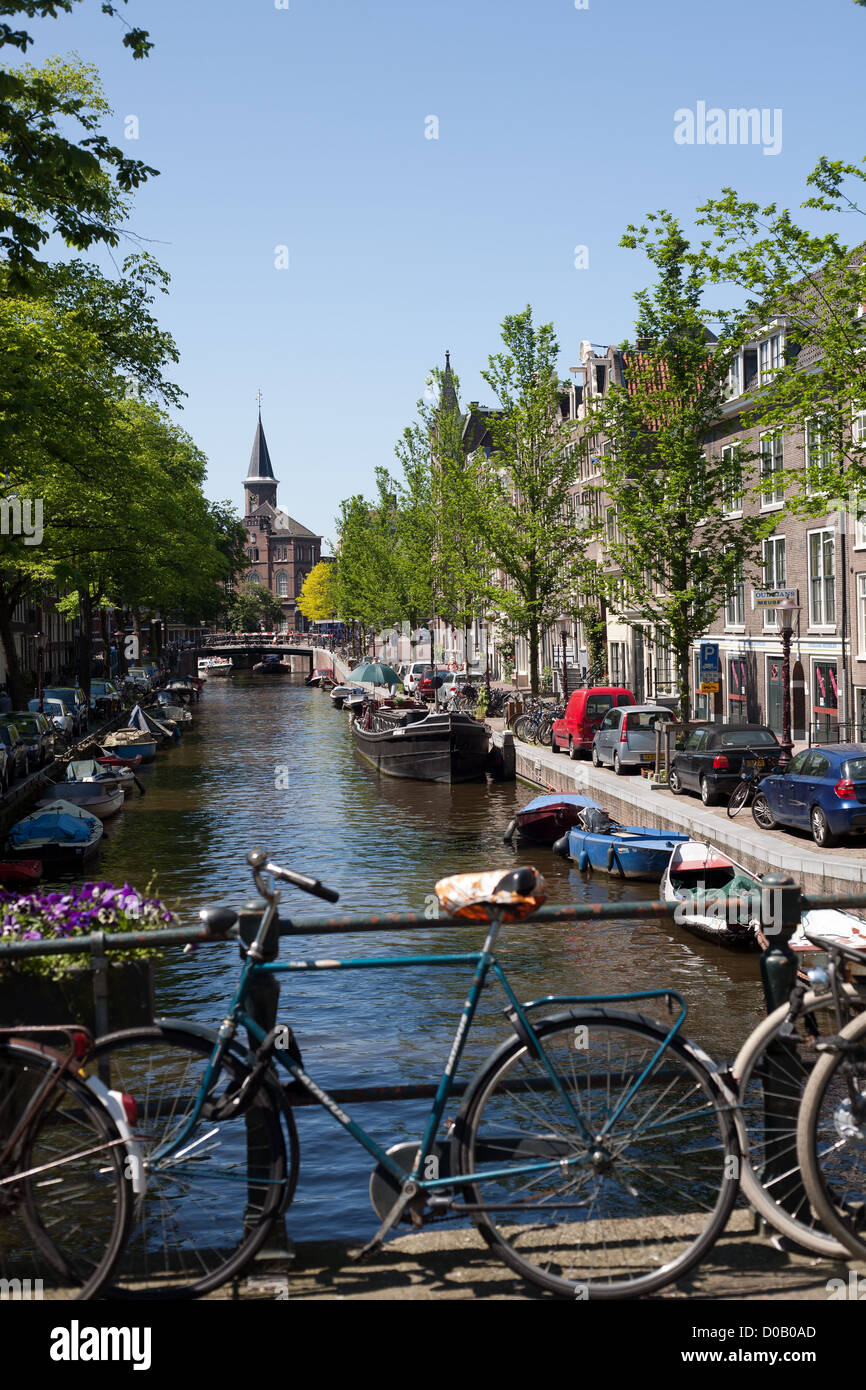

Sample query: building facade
[242,412,322,630]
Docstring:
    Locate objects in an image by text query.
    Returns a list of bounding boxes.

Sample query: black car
[668,724,782,806]
[0,722,29,782]
[6,711,54,770]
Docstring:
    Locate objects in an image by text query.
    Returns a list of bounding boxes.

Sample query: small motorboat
[41,780,124,819]
[252,657,289,675]
[127,703,177,744]
[342,690,367,715]
[553,808,690,880]
[166,678,201,703]
[0,859,42,887]
[330,685,365,709]
[503,792,602,845]
[306,667,335,688]
[6,800,103,863]
[198,657,233,676]
[661,841,866,952]
[102,728,157,762]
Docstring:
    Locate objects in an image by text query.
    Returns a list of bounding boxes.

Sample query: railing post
[757,874,805,1223]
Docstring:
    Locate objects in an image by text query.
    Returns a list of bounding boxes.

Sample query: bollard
[757,874,804,1223]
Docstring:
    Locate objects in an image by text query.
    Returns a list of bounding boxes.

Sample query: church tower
[244,408,278,514]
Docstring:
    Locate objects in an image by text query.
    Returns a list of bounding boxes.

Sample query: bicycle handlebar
[247,850,340,904]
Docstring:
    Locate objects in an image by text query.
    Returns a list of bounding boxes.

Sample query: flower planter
[0,960,154,1034]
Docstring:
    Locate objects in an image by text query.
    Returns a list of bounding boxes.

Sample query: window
[585,695,614,719]
[725,354,742,401]
[762,537,787,626]
[609,641,626,685]
[805,416,833,494]
[808,529,836,627]
[722,444,742,513]
[726,554,745,626]
[685,730,708,752]
[759,331,783,384]
[858,573,866,657]
[760,433,784,507]
[276,572,288,597]
[605,506,618,546]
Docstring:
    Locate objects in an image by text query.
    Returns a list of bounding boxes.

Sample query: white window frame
[725,553,745,629]
[758,331,784,385]
[724,354,742,402]
[760,431,784,509]
[808,527,836,630]
[762,536,787,628]
[857,574,866,658]
[721,442,742,515]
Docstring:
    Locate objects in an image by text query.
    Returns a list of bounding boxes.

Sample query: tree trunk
[115,610,128,679]
[529,620,539,696]
[77,590,93,700]
[0,600,27,708]
[132,609,142,666]
[678,644,691,725]
[99,607,111,675]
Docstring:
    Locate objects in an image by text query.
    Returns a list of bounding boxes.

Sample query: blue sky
[23,0,866,546]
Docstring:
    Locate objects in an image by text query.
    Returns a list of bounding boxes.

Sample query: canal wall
[512,737,866,896]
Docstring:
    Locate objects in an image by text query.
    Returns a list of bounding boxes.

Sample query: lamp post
[36,629,45,712]
[557,613,570,702]
[777,595,800,769]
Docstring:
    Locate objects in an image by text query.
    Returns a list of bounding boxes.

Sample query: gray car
[592,704,678,775]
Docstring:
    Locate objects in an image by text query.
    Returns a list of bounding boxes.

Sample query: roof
[271,508,320,539]
[246,414,278,483]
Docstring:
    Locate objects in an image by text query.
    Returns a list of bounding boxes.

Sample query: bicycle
[85,854,740,1300]
[726,749,775,819]
[0,1025,134,1298]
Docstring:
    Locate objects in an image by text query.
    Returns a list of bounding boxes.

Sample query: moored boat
[0,859,42,886]
[6,800,103,863]
[660,840,866,952]
[198,657,233,677]
[503,792,602,845]
[553,808,689,880]
[330,685,365,709]
[40,780,124,820]
[306,667,334,688]
[351,704,491,783]
[102,728,157,762]
[252,657,289,675]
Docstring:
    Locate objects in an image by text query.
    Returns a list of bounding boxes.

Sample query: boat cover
[10,812,92,844]
[66,759,104,781]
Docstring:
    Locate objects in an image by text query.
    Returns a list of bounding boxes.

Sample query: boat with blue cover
[6,800,104,864]
[553,807,690,880]
[502,792,602,845]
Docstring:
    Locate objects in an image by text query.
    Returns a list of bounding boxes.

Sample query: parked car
[551,687,636,759]
[5,711,54,770]
[126,667,155,691]
[0,722,29,781]
[43,686,89,737]
[591,704,679,775]
[404,662,433,695]
[419,669,452,700]
[30,697,74,745]
[753,744,866,847]
[668,724,781,805]
[90,680,122,718]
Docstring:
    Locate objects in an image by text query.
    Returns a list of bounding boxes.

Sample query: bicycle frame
[152,886,692,1205]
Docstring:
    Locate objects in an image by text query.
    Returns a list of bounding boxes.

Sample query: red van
[551,687,636,759]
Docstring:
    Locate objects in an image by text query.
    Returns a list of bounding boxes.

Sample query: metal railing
[807,720,862,747]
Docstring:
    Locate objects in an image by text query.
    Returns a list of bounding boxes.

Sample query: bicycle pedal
[349,1235,383,1263]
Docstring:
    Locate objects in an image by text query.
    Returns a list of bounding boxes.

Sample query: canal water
[56,676,767,1241]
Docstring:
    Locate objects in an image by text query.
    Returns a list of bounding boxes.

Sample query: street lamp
[36,629,45,712]
[557,613,571,702]
[777,595,800,769]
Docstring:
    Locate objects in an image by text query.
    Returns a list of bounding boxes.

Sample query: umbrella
[348,662,403,686]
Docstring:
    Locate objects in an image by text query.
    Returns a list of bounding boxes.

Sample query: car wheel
[752,793,777,831]
[550,731,560,755]
[810,806,836,848]
[700,776,716,807]
[668,767,683,795]
[613,752,625,776]
[568,739,578,761]
[591,745,601,767]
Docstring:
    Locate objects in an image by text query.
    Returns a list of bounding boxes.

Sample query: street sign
[754,587,798,609]
[699,642,719,695]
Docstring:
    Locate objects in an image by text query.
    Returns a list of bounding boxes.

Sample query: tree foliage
[297,560,338,623]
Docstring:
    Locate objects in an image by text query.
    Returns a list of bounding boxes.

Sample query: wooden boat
[6,800,103,863]
[0,859,42,886]
[102,729,157,762]
[503,793,602,845]
[660,840,866,952]
[306,667,334,688]
[555,819,690,880]
[41,780,124,820]
[351,703,491,783]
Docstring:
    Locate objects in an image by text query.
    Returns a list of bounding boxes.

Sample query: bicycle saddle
[434,866,547,922]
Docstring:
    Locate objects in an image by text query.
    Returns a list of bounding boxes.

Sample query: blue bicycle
[87,853,739,1300]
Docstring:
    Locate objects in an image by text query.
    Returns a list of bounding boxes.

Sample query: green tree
[695,159,866,516]
[227,579,284,633]
[470,305,587,695]
[298,561,339,623]
[587,213,773,721]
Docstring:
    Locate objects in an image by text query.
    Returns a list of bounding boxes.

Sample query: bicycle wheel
[726,779,750,818]
[732,990,856,1257]
[453,1010,738,1298]
[87,1024,296,1298]
[797,1007,866,1261]
[0,1040,132,1299]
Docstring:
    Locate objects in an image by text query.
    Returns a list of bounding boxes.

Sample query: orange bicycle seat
[434,867,547,922]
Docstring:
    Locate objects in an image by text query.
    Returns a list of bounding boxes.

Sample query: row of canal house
[561,330,866,743]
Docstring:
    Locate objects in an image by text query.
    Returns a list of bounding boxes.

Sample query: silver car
[592,704,678,775]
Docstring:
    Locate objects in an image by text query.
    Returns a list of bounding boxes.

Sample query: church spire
[246,411,277,484]
[441,349,459,414]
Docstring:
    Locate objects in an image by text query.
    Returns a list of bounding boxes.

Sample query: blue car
[752,743,866,848]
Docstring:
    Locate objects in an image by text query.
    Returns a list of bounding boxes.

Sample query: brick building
[242,411,322,630]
